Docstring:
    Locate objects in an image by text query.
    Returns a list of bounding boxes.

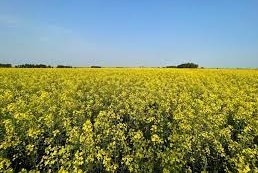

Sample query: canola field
[0,68,258,172]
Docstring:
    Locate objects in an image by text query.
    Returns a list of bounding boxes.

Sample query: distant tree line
[0,63,74,68]
[0,63,12,68]
[14,64,53,68]
[166,62,199,68]
[90,66,101,68]
[56,65,72,68]
[1,62,199,68]
[165,65,177,68]
[177,63,198,68]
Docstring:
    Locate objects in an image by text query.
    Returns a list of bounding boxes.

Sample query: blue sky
[0,0,258,67]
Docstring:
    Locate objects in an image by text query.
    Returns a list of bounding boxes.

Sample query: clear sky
[0,0,258,67]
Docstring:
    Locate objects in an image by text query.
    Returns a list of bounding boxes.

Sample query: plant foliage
[0,64,12,68]
[177,63,198,68]
[0,68,257,172]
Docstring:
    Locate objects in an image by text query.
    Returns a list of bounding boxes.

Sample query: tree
[57,65,72,68]
[0,63,12,68]
[15,64,52,68]
[90,66,101,68]
[177,63,198,68]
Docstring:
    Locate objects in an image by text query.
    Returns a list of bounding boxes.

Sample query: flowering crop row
[0,68,258,172]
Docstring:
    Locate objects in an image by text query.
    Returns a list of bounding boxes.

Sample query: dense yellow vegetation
[0,68,258,172]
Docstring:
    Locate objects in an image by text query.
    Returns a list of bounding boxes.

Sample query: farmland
[0,68,258,172]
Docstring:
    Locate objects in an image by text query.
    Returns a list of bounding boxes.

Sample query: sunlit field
[0,68,258,172]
